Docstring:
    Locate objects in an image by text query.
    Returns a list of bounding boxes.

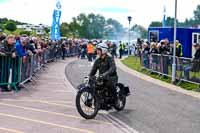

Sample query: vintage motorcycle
[75,76,130,119]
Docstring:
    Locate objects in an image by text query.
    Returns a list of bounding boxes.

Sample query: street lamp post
[128,16,132,56]
[172,0,177,83]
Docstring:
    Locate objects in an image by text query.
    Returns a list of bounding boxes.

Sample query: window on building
[149,31,159,42]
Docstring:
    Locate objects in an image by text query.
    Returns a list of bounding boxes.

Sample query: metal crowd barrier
[47,46,56,62]
[46,45,79,61]
[141,53,200,85]
[176,57,200,84]
[20,49,51,87]
[19,46,79,88]
[0,55,21,91]
[65,45,79,57]
[20,55,33,85]
[0,45,80,92]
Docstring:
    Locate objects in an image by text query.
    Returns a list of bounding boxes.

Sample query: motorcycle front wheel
[76,88,99,119]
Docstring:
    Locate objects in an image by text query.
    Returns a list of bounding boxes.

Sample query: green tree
[0,18,8,24]
[60,22,70,37]
[60,13,124,39]
[149,5,200,28]
[194,5,200,22]
[0,18,26,25]
[44,27,50,34]
[138,26,148,39]
[0,24,4,31]
[149,21,162,27]
[68,18,81,38]
[132,24,147,39]
[166,17,175,27]
[19,30,31,36]
[76,13,89,38]
[75,13,106,39]
[87,13,106,39]
[5,21,17,32]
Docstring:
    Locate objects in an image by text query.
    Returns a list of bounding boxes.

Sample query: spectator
[119,41,125,59]
[142,43,150,68]
[82,42,87,59]
[159,40,170,75]
[65,42,70,57]
[0,35,17,92]
[87,41,94,62]
[15,36,21,46]
[169,41,174,55]
[68,40,73,56]
[36,41,45,66]
[184,43,200,80]
[0,35,6,91]
[131,43,136,56]
[28,37,38,55]
[167,40,182,57]
[150,42,159,70]
[112,42,117,58]
[158,40,169,54]
[108,42,114,58]
[16,37,27,62]
[168,41,182,70]
[0,34,7,55]
[61,41,66,60]
[78,42,82,59]
[150,42,158,54]
[164,38,170,47]
[175,40,183,57]
[32,37,39,50]
[92,42,97,60]
[1,35,16,58]
[54,41,60,59]
[25,39,34,56]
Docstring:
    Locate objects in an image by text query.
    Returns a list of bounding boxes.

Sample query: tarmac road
[66,59,200,133]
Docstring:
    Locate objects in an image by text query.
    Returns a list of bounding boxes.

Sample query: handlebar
[84,76,104,86]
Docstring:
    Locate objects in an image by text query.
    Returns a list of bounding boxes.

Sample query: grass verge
[121,56,200,91]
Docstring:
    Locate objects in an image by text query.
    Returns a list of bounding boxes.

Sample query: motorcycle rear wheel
[114,86,126,111]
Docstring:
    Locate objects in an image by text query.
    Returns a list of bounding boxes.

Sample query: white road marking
[107,115,139,133]
[2,99,72,105]
[0,127,26,133]
[0,102,112,125]
[0,113,94,133]
[64,67,140,133]
[51,90,74,93]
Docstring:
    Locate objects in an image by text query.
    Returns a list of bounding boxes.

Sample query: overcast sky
[0,0,199,28]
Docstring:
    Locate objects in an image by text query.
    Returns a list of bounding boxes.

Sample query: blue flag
[51,0,62,40]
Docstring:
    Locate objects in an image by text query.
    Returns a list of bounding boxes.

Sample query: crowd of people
[140,38,183,58]
[139,38,183,74]
[139,38,200,81]
[77,40,119,61]
[0,34,81,92]
[0,33,199,92]
[0,35,132,92]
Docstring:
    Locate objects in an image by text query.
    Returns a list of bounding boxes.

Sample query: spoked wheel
[76,88,99,119]
[114,86,126,111]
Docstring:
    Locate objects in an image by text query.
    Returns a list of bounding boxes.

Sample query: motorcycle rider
[89,43,118,97]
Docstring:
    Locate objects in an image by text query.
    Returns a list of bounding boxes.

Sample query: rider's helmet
[96,43,108,54]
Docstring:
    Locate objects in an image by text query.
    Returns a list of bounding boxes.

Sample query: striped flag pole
[162,5,166,27]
